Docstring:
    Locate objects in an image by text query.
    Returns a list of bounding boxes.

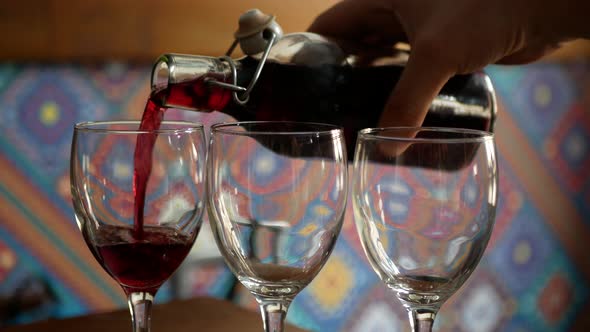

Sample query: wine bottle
[149,10,496,157]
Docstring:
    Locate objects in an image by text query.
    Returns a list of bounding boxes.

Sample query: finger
[379,48,454,128]
[496,42,562,64]
[308,0,406,44]
[308,0,365,36]
[375,48,453,157]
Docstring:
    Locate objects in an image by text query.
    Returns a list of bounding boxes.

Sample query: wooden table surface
[3,297,308,332]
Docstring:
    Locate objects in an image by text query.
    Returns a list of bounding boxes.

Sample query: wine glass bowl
[70,120,207,331]
[352,127,497,331]
[207,121,348,332]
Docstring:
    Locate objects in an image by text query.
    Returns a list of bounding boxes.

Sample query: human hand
[309,0,578,128]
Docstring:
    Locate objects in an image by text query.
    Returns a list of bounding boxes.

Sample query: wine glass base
[242,279,305,299]
[395,290,447,308]
[385,275,454,309]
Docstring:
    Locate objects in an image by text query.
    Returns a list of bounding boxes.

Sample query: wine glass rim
[211,121,344,136]
[74,120,204,134]
[358,126,494,143]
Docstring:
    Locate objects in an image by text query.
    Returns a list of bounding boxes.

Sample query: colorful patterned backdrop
[0,61,588,331]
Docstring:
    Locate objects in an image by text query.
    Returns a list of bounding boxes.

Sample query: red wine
[133,98,165,239]
[88,225,195,294]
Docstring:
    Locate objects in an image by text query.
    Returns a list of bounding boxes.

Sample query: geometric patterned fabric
[0,61,588,330]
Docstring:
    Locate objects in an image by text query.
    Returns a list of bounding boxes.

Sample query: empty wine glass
[70,121,207,332]
[207,121,348,332]
[352,127,498,332]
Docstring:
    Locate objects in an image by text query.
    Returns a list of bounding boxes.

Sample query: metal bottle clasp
[206,9,283,105]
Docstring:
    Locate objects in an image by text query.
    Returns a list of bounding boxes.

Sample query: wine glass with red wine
[70,121,207,332]
[352,127,498,332]
[207,121,348,332]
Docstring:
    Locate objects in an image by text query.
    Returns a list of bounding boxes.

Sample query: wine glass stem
[258,299,291,332]
[409,309,437,332]
[128,292,154,332]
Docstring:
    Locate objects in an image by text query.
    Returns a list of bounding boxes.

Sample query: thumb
[379,47,453,128]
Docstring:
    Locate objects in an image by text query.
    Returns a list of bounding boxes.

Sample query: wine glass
[70,121,207,332]
[352,127,498,332]
[207,121,348,332]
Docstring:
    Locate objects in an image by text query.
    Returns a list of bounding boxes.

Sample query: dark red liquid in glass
[133,99,165,239]
[89,226,195,294]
